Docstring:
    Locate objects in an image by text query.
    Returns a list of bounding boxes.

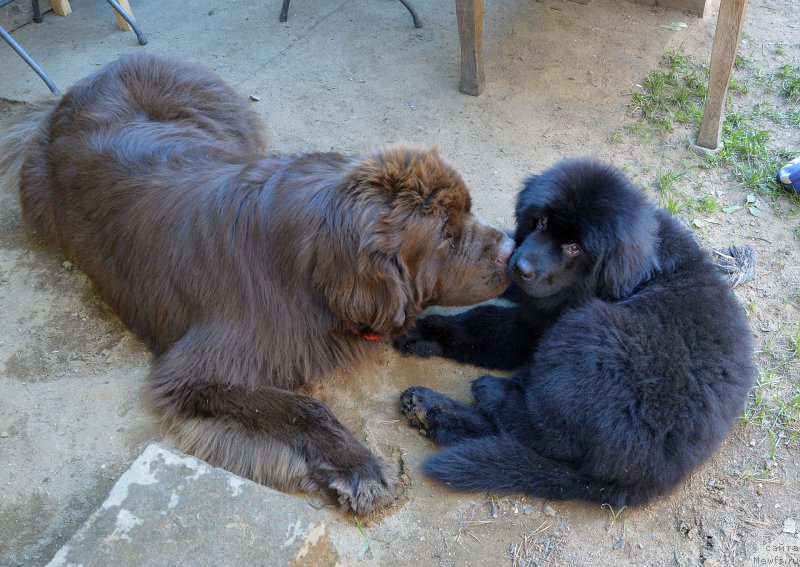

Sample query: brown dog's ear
[315,145,468,335]
[311,185,419,335]
[316,244,417,336]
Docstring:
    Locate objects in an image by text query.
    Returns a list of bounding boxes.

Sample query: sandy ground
[1,0,798,565]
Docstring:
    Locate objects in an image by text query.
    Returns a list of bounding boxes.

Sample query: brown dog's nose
[496,236,515,265]
[514,258,534,280]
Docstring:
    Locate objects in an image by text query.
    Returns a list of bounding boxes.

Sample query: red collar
[345,322,383,341]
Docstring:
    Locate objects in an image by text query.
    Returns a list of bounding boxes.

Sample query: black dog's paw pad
[400,387,433,432]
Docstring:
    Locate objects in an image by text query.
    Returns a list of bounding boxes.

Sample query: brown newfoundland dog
[0,53,514,514]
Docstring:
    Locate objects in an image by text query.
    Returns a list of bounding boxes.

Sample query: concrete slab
[45,444,338,567]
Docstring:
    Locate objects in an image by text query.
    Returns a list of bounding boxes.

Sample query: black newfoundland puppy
[396,158,755,508]
[0,53,515,514]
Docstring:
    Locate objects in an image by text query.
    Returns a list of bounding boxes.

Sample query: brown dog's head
[317,145,514,337]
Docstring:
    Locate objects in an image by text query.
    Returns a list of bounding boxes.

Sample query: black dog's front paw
[400,386,494,445]
[400,386,438,433]
[393,316,449,358]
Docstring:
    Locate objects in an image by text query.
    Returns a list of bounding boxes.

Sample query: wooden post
[112,0,134,31]
[695,0,749,150]
[50,0,72,16]
[456,0,484,96]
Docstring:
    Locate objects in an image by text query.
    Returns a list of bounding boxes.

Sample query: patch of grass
[707,113,792,195]
[759,337,779,363]
[742,371,772,425]
[655,169,686,193]
[788,322,800,360]
[776,64,800,102]
[628,51,707,132]
[630,51,799,197]
[751,101,783,123]
[776,384,800,445]
[654,169,695,215]
[729,76,752,95]
[787,108,800,127]
[695,193,721,213]
[775,42,788,56]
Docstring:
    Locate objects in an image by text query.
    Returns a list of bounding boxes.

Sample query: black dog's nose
[514,258,535,280]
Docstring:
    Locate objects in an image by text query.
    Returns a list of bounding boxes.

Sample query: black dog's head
[510,158,660,302]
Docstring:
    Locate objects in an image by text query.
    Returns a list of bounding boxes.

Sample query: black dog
[395,158,755,507]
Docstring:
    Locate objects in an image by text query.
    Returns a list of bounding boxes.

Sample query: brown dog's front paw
[324,458,399,515]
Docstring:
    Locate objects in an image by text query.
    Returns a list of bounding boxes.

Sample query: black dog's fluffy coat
[396,158,756,507]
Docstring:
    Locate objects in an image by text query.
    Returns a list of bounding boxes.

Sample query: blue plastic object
[777,156,800,194]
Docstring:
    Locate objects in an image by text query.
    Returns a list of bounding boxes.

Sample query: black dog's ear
[514,174,543,244]
[514,175,539,221]
[597,219,660,300]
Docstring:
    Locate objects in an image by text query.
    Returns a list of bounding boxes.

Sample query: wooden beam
[112,0,134,31]
[456,0,484,96]
[695,0,749,150]
[50,0,72,16]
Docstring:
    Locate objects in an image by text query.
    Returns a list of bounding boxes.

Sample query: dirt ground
[1,0,798,565]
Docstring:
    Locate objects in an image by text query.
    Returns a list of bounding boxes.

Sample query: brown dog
[0,53,514,514]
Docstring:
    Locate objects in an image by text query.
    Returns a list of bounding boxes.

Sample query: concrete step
[45,443,338,567]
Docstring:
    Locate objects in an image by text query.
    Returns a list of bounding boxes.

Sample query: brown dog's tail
[0,98,59,193]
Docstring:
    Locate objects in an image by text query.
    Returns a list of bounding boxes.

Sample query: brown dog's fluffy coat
[0,53,514,514]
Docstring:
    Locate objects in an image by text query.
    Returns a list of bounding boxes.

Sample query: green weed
[776,64,800,102]
[788,322,800,360]
[695,193,721,213]
[353,517,396,559]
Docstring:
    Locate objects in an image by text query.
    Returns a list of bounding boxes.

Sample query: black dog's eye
[564,243,581,257]
[536,217,547,230]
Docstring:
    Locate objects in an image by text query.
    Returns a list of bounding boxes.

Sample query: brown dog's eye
[438,232,456,253]
[564,243,580,257]
[537,217,547,230]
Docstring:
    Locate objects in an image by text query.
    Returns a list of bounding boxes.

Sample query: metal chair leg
[398,0,422,28]
[106,0,147,45]
[0,25,59,93]
[279,0,290,22]
[32,0,43,23]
